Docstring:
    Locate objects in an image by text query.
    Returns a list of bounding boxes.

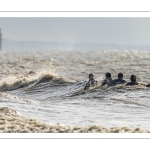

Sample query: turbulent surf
[0,49,150,131]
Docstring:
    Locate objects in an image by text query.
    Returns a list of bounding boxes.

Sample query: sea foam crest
[0,70,58,91]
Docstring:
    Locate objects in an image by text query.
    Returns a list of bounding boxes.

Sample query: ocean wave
[61,80,148,98]
[0,70,74,91]
[0,106,149,133]
[0,68,148,96]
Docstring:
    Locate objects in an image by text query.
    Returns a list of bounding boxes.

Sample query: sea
[0,49,150,130]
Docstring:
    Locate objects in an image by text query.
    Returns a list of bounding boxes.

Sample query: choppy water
[0,49,150,129]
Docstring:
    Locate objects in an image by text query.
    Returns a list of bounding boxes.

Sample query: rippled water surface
[0,49,150,129]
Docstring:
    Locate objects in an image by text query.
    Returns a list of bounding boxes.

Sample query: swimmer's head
[89,73,94,80]
[130,75,136,82]
[105,72,111,78]
[118,72,123,79]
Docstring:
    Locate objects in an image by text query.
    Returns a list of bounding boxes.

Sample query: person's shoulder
[113,79,118,82]
[122,79,127,83]
[91,79,96,84]
[113,78,126,84]
[146,84,150,87]
[101,79,107,86]
[108,77,113,82]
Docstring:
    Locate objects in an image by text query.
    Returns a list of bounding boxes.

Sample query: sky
[1,17,150,45]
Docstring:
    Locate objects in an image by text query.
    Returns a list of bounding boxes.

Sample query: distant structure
[0,29,2,50]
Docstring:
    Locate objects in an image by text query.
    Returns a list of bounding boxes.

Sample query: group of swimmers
[84,72,150,90]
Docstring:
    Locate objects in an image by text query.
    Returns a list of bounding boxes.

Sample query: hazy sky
[1,18,150,45]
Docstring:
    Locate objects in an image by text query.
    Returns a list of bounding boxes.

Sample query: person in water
[101,72,113,86]
[113,72,126,85]
[126,75,139,86]
[84,73,98,90]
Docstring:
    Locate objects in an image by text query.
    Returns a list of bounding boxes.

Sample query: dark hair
[105,72,111,78]
[118,72,123,78]
[130,75,136,82]
[89,73,94,78]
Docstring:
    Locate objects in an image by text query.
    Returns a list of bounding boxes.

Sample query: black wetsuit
[84,79,98,90]
[101,77,113,86]
[112,78,126,85]
[126,82,139,86]
[146,84,150,87]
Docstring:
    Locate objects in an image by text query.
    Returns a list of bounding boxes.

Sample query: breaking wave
[0,70,75,92]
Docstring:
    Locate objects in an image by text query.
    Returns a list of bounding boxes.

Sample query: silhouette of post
[0,29,2,50]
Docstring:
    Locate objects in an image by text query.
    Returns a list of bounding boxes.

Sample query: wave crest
[0,70,58,91]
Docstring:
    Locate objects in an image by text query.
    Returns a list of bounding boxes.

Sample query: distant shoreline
[2,39,150,51]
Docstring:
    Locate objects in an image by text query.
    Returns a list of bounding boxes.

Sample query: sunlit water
[0,49,150,129]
